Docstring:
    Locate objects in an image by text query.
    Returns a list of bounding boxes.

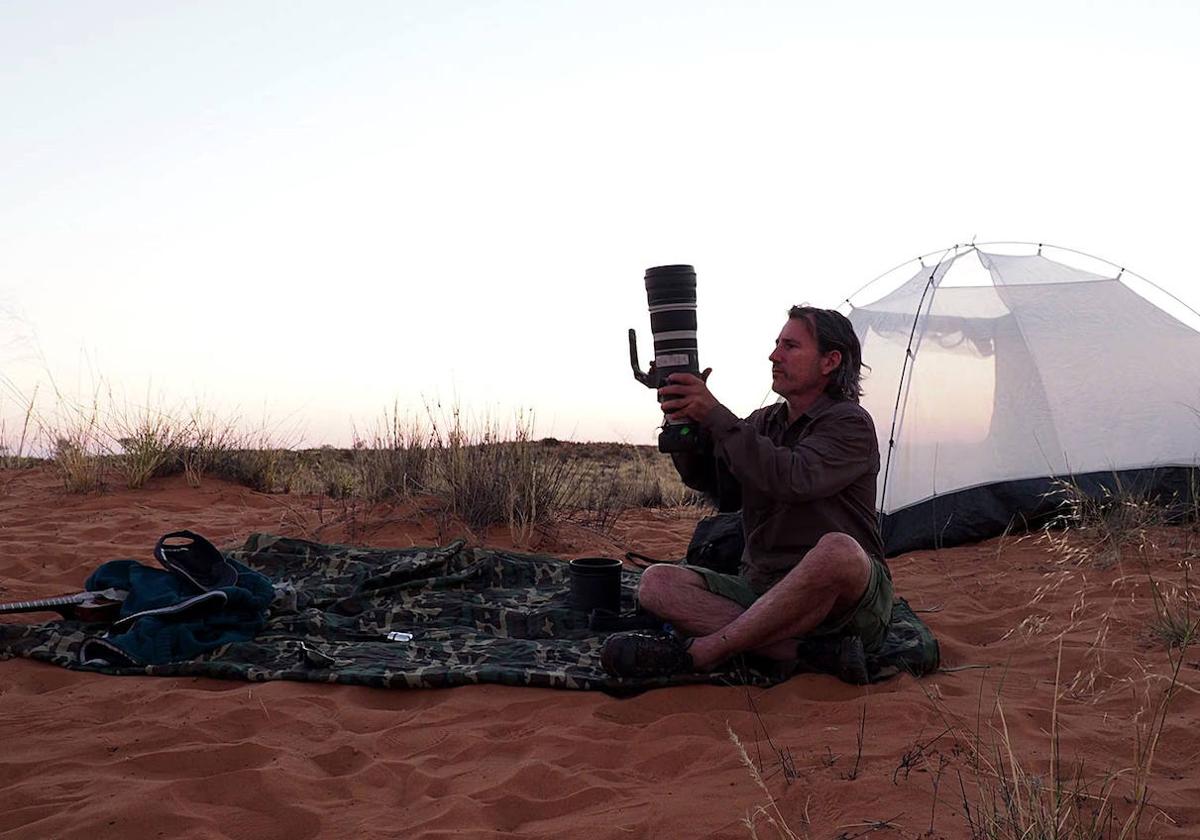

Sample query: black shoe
[600,631,694,678]
[836,634,870,685]
[793,634,871,685]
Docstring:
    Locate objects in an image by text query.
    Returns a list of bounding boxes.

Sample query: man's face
[768,317,841,400]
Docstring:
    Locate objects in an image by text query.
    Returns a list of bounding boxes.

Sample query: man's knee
[637,564,704,613]
[814,531,864,559]
[804,532,871,591]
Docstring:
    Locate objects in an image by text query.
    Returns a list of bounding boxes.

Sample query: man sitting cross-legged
[601,306,893,684]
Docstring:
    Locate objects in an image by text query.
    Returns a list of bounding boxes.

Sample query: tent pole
[846,241,1200,325]
[877,246,963,524]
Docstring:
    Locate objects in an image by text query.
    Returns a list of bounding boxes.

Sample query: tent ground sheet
[0,534,936,691]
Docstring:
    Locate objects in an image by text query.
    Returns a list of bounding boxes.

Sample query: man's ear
[821,350,842,376]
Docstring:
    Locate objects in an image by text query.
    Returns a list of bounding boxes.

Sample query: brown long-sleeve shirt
[672,394,886,594]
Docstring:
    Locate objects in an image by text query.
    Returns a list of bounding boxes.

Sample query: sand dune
[2,467,1198,839]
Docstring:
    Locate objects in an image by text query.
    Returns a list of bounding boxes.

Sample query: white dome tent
[845,243,1200,556]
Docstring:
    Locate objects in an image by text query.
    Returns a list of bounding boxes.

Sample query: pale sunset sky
[2,1,1198,448]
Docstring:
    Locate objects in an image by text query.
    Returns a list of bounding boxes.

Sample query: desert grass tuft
[1,387,38,466]
[570,443,708,532]
[727,724,805,840]
[352,402,432,502]
[107,397,187,489]
[924,634,1190,840]
[14,382,713,531]
[1042,477,1166,567]
[1,399,40,497]
[318,452,359,500]
[426,404,582,541]
[43,394,108,493]
[573,448,664,530]
[1146,566,1198,649]
[963,707,1119,838]
[178,408,240,488]
[211,444,288,493]
[200,418,310,494]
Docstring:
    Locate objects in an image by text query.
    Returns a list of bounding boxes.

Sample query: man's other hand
[658,369,717,424]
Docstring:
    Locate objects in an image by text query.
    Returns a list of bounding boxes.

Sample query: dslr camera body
[629,264,705,454]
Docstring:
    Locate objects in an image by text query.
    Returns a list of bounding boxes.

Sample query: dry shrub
[426,405,581,540]
[571,444,707,531]
[180,409,240,487]
[108,400,186,489]
[352,402,432,501]
[273,455,323,496]
[211,446,287,493]
[0,388,38,473]
[613,452,672,508]
[15,382,709,526]
[43,396,107,493]
[573,479,632,532]
[267,449,357,498]
[35,389,248,493]
[1147,566,1199,649]
[317,452,359,499]
[206,425,297,493]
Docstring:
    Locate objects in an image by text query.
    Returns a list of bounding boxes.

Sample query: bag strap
[154,530,238,592]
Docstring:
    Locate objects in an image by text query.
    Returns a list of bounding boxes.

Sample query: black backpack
[684,511,744,575]
[622,511,745,575]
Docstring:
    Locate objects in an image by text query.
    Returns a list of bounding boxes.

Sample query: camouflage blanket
[0,534,939,691]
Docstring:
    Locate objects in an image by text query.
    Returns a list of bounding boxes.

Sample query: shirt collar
[770,392,838,431]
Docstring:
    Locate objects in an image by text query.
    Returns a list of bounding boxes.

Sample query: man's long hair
[788,305,866,402]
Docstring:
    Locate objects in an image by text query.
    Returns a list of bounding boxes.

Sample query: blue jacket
[81,559,274,666]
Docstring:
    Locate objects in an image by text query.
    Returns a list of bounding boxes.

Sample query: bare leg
[635,564,743,636]
[687,533,872,670]
[636,532,872,671]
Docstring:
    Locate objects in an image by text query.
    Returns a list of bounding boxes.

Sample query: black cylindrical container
[568,557,623,614]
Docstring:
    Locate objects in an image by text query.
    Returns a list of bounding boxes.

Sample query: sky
[2,0,1199,448]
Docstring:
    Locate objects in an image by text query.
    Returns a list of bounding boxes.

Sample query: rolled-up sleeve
[708,405,876,503]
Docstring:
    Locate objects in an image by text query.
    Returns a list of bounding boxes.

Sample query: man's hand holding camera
[658,368,717,424]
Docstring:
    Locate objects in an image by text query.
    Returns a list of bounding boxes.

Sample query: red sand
[2,467,1198,839]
